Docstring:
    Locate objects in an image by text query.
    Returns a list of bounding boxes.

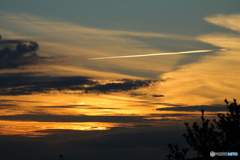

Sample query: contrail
[89,49,214,60]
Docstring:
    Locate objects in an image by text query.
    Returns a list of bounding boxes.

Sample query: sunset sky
[0,1,240,159]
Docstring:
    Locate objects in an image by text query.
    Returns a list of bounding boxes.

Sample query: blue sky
[1,0,239,79]
[1,0,239,35]
[0,1,240,159]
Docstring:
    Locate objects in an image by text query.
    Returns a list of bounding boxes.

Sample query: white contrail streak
[89,49,213,60]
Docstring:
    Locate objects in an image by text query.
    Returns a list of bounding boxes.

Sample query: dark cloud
[0,99,19,109]
[129,93,147,96]
[152,94,164,97]
[152,103,185,107]
[85,79,157,94]
[0,104,16,109]
[0,99,41,103]
[156,104,228,112]
[0,73,95,95]
[0,73,157,95]
[128,93,165,98]
[0,114,177,123]
[0,39,44,69]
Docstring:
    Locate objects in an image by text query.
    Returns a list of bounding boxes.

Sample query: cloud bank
[0,73,157,95]
[0,40,41,69]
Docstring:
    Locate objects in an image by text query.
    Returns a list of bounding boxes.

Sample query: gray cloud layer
[157,105,228,112]
[0,114,179,123]
[0,73,157,95]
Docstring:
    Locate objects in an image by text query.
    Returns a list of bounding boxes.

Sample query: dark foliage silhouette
[166,99,240,160]
[166,143,189,160]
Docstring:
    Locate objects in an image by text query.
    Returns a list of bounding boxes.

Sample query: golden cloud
[158,14,240,105]
[0,12,195,78]
[204,14,240,32]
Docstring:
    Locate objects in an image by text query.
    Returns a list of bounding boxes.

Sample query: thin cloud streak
[89,49,214,60]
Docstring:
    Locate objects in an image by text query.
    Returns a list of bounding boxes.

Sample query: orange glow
[1,13,237,138]
[1,93,162,116]
[0,92,206,137]
[0,121,118,137]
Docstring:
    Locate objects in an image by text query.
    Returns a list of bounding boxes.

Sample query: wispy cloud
[204,14,240,32]
[0,12,195,56]
[0,12,200,78]
[158,13,240,105]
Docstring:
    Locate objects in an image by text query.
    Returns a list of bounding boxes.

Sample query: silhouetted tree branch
[166,99,240,160]
[166,143,189,160]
